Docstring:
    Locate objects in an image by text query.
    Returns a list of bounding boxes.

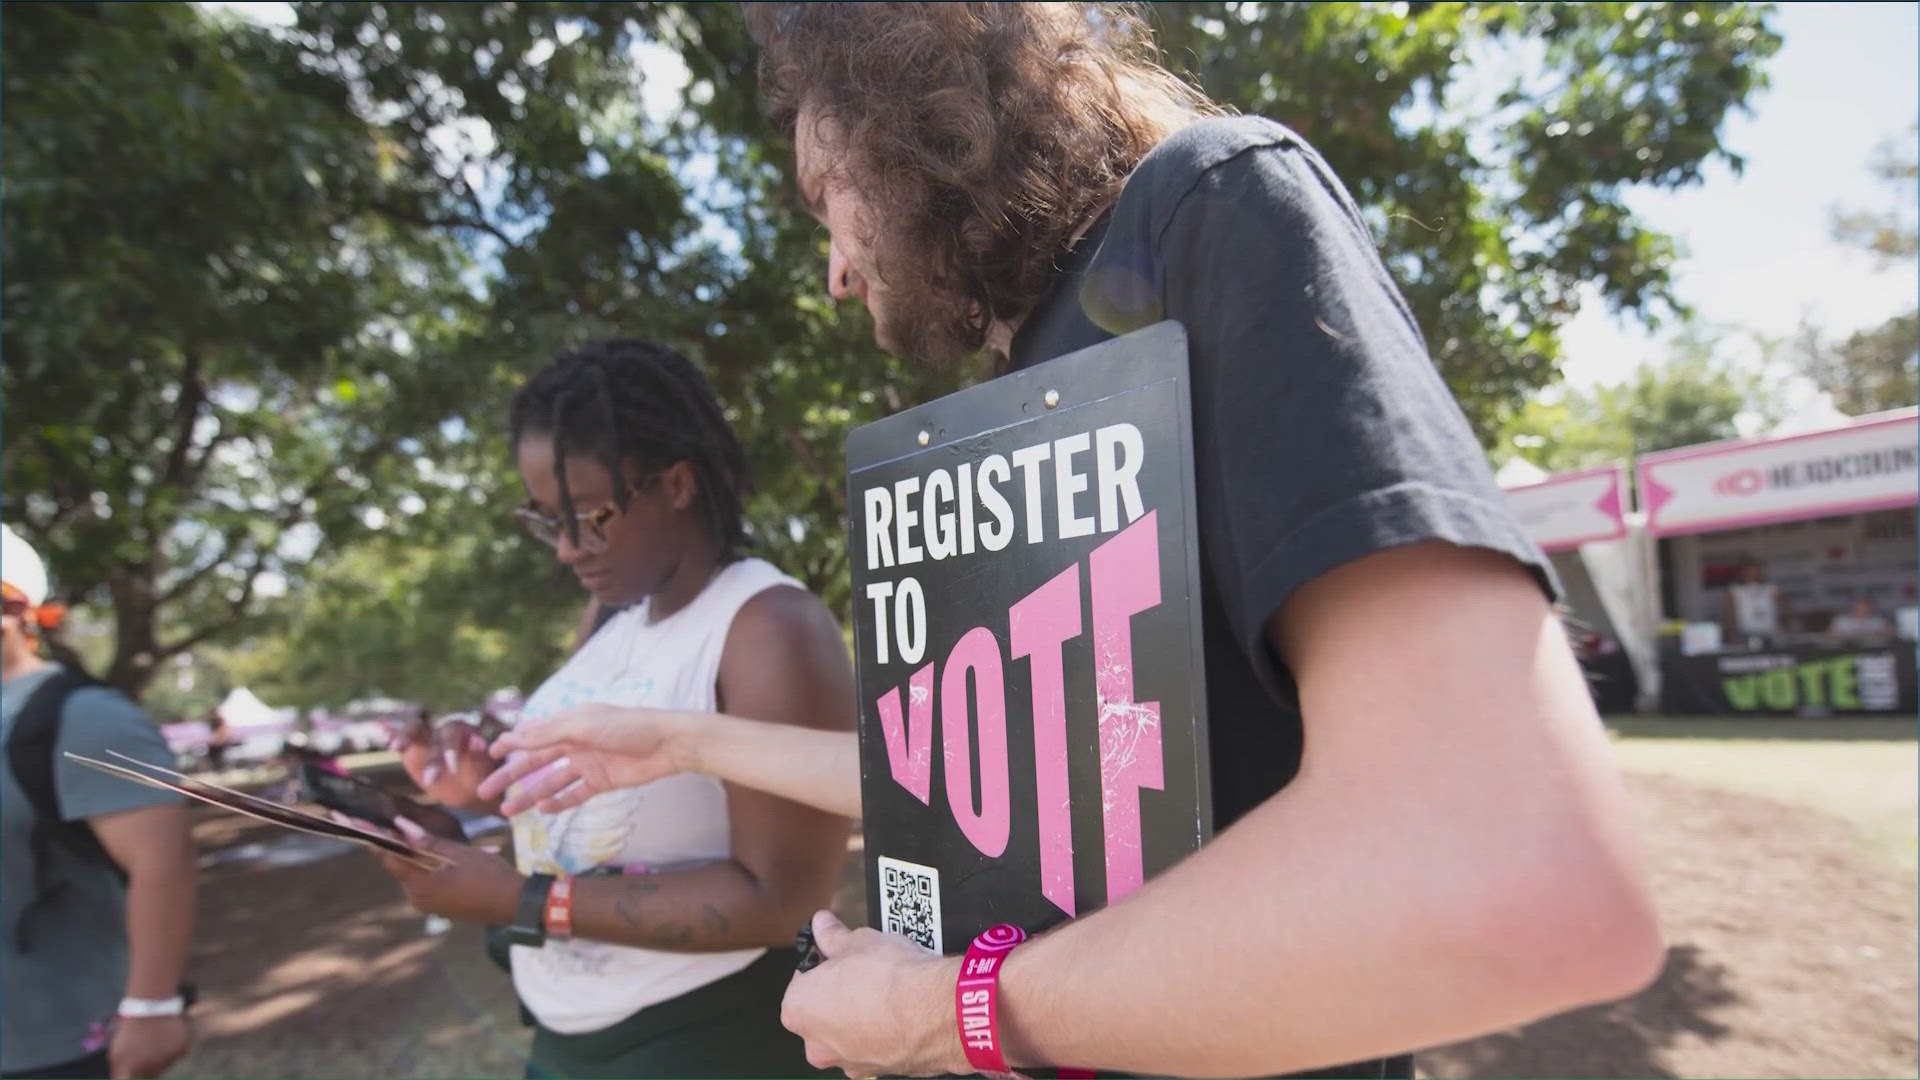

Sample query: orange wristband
[544,875,575,939]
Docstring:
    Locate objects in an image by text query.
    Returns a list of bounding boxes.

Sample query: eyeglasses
[513,499,622,554]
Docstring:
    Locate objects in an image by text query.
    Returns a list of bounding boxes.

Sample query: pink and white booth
[1639,408,1918,716]
[1501,461,1658,712]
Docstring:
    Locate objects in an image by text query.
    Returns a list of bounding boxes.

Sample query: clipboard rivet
[917,430,931,447]
[1043,389,1060,409]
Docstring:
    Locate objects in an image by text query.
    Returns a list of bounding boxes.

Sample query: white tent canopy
[1494,456,1549,487]
[215,686,293,730]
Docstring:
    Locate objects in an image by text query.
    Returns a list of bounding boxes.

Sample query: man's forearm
[122,856,197,1000]
[569,861,809,953]
[976,765,1660,1079]
[694,715,862,819]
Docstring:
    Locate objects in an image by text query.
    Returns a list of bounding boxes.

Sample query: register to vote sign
[844,322,1212,953]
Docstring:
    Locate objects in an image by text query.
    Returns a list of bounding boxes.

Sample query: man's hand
[781,911,965,1078]
[372,817,522,925]
[108,1015,190,1079]
[393,718,499,812]
[481,704,697,815]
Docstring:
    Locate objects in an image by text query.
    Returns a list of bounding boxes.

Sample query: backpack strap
[7,667,125,952]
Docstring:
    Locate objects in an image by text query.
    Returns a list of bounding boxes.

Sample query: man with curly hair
[489,5,1667,1077]
[759,5,1662,1077]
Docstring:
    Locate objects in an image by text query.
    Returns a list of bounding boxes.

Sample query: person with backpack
[1,525,198,1079]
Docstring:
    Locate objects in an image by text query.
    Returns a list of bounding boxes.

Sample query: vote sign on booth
[844,321,1213,952]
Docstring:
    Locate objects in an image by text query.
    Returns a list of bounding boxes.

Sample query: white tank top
[507,557,801,1033]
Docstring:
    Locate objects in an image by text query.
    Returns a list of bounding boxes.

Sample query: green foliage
[1788,314,1919,417]
[1831,123,1919,265]
[1150,1,1780,436]
[2,2,476,694]
[222,535,571,714]
[1499,326,1784,471]
[3,1,1781,705]
[1790,124,1919,416]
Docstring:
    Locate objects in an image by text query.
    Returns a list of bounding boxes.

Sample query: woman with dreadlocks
[371,338,850,1079]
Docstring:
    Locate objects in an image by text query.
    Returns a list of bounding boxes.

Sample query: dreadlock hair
[508,338,752,561]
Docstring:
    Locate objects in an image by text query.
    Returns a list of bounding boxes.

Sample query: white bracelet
[117,996,186,1018]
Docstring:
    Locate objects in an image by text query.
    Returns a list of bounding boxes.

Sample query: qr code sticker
[876,856,942,954]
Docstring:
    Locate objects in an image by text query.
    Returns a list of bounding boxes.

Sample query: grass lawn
[1606,715,1918,873]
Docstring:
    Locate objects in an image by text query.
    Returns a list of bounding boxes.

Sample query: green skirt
[524,949,831,1079]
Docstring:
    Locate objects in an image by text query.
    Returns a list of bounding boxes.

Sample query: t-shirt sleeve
[54,687,184,822]
[1152,132,1558,688]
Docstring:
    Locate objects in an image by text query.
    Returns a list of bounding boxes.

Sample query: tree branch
[31,431,93,508]
[181,425,236,490]
[153,397,410,659]
[158,552,263,658]
[159,348,207,489]
[158,523,250,607]
[782,425,845,512]
[371,198,516,249]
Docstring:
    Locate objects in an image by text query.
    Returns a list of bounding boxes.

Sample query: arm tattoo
[613,878,662,931]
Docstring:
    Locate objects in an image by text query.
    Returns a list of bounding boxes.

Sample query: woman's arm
[483,703,863,819]
[566,585,858,948]
[393,586,862,950]
[697,713,863,820]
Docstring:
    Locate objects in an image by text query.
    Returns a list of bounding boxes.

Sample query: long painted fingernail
[422,764,442,785]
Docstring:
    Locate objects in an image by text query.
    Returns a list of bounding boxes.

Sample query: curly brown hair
[748,2,1220,362]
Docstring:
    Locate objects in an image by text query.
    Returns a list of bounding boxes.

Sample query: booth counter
[1639,408,1919,717]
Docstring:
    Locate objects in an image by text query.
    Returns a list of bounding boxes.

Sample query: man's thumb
[811,909,851,956]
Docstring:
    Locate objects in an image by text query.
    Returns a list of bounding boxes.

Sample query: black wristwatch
[508,873,556,948]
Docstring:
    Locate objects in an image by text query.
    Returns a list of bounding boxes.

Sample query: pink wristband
[957,924,1028,1076]
[956,924,1097,1079]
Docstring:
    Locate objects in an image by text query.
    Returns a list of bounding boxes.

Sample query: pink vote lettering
[1010,562,1083,916]
[942,626,1012,857]
[1088,512,1163,901]
[874,661,936,804]
[873,513,1165,909]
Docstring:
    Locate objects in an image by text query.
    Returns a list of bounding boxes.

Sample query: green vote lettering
[1831,655,1861,710]
[1760,668,1797,710]
[1724,674,1761,710]
[1722,655,1867,712]
[1796,662,1828,709]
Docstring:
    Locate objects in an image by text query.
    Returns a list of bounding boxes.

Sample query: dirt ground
[169,752,1917,1080]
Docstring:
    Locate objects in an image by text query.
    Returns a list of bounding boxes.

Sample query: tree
[219,537,562,715]
[1500,326,1784,472]
[5,1,1783,705]
[1,2,481,696]
[1789,124,1918,415]
[1831,124,1919,265]
[1787,314,1919,418]
[1149,1,1781,436]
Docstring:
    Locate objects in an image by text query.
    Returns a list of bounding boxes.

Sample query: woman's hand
[481,704,698,815]
[392,717,499,813]
[371,816,522,925]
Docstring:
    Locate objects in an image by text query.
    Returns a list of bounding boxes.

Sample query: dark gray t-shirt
[1009,117,1557,1080]
[1,663,182,1073]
